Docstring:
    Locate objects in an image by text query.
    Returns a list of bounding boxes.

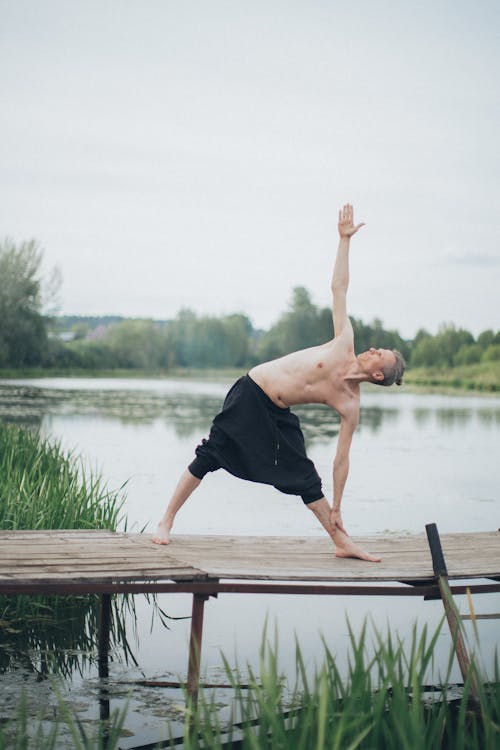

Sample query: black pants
[188,375,323,504]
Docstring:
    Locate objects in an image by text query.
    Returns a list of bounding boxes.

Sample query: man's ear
[373,370,384,382]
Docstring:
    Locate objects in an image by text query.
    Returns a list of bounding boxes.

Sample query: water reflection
[0,383,405,444]
[359,406,398,434]
[0,385,223,437]
[412,405,500,430]
[413,408,432,427]
[436,408,473,428]
[477,408,500,427]
[0,594,137,678]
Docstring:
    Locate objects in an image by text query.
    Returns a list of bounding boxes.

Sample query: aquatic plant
[0,421,130,677]
[1,620,499,748]
[0,691,129,750]
[182,620,500,750]
[0,422,123,531]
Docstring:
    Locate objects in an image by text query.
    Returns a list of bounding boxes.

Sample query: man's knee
[187,456,211,480]
[185,467,203,485]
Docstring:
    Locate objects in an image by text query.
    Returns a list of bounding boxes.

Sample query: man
[153,204,405,562]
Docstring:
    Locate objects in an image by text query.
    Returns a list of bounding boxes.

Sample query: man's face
[359,348,396,381]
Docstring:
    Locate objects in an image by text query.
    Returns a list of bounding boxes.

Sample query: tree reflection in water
[0,593,138,679]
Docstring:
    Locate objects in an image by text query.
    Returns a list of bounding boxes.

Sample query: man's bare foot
[334,532,381,563]
[152,521,171,545]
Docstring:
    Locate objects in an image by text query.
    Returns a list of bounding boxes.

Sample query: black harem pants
[188,374,324,504]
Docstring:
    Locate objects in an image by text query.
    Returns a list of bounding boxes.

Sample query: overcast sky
[1,0,499,338]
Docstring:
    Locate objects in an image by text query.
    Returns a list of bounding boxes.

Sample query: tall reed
[1,620,499,748]
[0,422,123,531]
[0,421,129,676]
[184,620,500,750]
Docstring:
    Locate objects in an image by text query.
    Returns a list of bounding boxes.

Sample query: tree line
[1,237,499,371]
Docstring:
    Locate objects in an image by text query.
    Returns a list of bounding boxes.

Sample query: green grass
[405,361,500,393]
[2,620,499,749]
[0,691,129,750]
[183,621,499,750]
[0,421,123,531]
[0,421,130,677]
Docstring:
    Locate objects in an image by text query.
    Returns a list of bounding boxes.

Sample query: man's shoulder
[342,398,360,423]
[324,381,360,423]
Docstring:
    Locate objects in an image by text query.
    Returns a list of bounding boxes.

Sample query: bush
[482,345,500,362]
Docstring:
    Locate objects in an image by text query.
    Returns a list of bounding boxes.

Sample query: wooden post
[187,593,209,703]
[425,524,479,702]
[98,593,112,733]
[98,593,112,680]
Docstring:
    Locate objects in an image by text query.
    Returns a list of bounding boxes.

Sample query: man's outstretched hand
[338,203,365,238]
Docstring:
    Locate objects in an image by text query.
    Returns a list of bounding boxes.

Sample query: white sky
[1,0,499,338]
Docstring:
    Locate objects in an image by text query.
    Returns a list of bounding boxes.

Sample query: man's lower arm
[331,237,350,293]
[333,463,349,509]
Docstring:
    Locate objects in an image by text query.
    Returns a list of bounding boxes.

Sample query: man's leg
[152,469,202,545]
[307,497,381,563]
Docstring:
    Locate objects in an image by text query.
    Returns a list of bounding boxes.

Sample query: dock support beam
[98,593,112,726]
[425,523,479,702]
[187,593,209,703]
[98,593,112,679]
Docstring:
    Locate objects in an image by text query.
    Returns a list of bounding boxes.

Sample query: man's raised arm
[331,203,365,337]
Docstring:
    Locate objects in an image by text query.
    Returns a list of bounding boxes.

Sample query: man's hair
[373,349,406,387]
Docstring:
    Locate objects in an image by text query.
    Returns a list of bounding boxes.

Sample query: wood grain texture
[0,530,498,590]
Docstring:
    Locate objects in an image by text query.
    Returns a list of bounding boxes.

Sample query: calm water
[1,376,499,746]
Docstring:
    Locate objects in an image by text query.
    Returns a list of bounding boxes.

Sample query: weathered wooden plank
[0,530,118,539]
[0,531,498,589]
[162,532,499,582]
[0,565,203,577]
[0,550,185,562]
[0,567,207,581]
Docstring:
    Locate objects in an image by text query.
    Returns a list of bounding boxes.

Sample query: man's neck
[344,357,372,385]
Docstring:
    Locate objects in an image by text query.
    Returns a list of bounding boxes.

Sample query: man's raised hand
[338,203,365,238]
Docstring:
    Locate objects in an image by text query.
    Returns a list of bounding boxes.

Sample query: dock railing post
[425,523,479,703]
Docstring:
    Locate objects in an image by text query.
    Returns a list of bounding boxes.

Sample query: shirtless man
[153,204,405,562]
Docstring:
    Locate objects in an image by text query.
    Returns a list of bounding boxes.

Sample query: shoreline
[0,364,499,395]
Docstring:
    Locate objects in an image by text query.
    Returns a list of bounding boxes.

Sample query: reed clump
[184,621,500,750]
[0,421,128,676]
[0,422,123,531]
[0,621,499,748]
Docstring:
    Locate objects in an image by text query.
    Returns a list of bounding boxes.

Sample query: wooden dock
[1,528,499,697]
[1,529,499,589]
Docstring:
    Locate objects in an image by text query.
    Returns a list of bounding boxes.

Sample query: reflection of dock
[1,528,499,699]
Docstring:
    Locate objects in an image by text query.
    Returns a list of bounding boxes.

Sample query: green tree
[71,322,89,340]
[0,238,50,367]
[411,324,474,368]
[257,287,330,360]
[477,330,494,349]
[454,344,482,366]
[352,317,410,361]
[103,319,166,369]
[165,310,253,368]
[411,333,441,367]
[257,286,409,363]
[482,344,500,362]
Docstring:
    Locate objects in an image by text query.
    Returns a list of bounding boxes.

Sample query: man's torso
[249,326,360,419]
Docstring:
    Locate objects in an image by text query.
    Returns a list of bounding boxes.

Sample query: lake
[1,376,499,747]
